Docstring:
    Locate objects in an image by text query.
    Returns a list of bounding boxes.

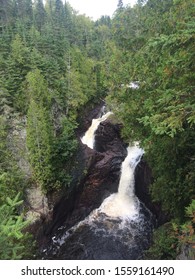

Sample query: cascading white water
[81,111,113,149]
[99,145,144,219]
[44,110,153,260]
[81,110,144,219]
[82,110,144,219]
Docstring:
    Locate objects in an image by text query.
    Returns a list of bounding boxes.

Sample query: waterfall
[81,111,113,149]
[82,110,144,219]
[100,145,144,219]
[43,110,153,260]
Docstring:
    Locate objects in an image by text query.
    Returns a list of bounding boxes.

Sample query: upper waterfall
[81,111,113,149]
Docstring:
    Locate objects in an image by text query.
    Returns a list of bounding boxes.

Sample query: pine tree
[27,99,54,190]
[0,0,13,31]
[26,69,54,190]
[34,0,46,32]
[24,0,33,24]
[64,1,74,43]
[107,0,195,219]
[117,0,124,10]
[0,193,33,260]
[54,0,65,26]
[5,34,31,110]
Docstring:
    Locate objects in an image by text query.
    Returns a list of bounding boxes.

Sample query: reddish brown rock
[44,108,166,242]
[46,120,127,235]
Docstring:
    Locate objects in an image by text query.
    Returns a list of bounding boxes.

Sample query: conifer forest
[0,0,195,260]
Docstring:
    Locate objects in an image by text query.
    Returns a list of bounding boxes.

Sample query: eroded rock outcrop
[46,118,127,235]
[135,161,170,226]
[42,107,165,252]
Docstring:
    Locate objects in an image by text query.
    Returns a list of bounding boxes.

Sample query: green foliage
[106,0,195,260]
[0,115,26,204]
[1,0,194,261]
[0,116,9,169]
[146,130,195,218]
[27,99,54,191]
[52,117,78,185]
[34,0,46,32]
[144,223,178,260]
[0,169,26,205]
[25,68,51,107]
[0,0,102,195]
[185,200,195,218]
[65,47,96,116]
[0,0,116,260]
[173,200,195,258]
[0,114,40,259]
[0,193,34,260]
[25,69,80,191]
[5,34,31,111]
[107,0,195,220]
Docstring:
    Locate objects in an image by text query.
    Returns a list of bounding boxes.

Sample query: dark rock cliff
[39,106,166,251]
[46,119,127,236]
[135,161,169,226]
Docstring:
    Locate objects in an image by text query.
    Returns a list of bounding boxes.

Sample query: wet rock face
[7,115,31,178]
[46,115,165,240]
[78,102,105,135]
[134,161,153,213]
[47,120,127,235]
[41,106,170,259]
[94,121,126,154]
[43,106,165,253]
[135,161,170,226]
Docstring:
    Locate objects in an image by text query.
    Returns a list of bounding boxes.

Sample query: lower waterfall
[43,111,154,260]
[100,145,144,218]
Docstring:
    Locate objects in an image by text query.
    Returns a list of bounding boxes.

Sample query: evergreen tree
[27,99,54,190]
[34,0,46,32]
[117,0,124,9]
[54,0,65,26]
[23,0,33,25]
[26,69,54,190]
[107,0,195,219]
[5,34,31,110]
[0,193,33,260]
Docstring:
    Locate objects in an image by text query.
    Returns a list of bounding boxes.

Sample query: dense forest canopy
[0,0,194,259]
